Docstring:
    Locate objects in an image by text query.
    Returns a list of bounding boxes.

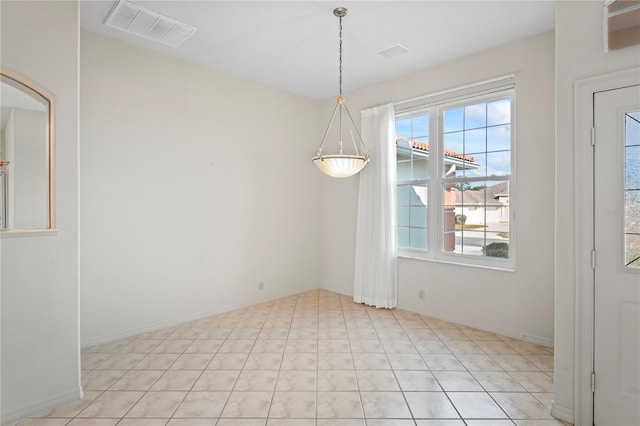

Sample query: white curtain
[353,103,397,309]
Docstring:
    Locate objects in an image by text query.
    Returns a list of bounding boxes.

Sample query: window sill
[0,229,59,238]
[398,249,515,272]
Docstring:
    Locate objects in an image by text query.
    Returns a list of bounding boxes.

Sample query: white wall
[320,32,556,345]
[80,31,321,347]
[554,1,640,423]
[0,1,80,423]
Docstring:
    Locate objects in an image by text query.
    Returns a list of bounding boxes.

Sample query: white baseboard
[327,288,553,346]
[83,284,553,348]
[81,286,315,349]
[399,306,554,347]
[550,400,574,424]
[1,387,81,426]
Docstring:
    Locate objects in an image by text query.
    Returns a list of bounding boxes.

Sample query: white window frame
[395,80,516,271]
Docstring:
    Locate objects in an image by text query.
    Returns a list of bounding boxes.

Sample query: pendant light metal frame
[312,7,369,178]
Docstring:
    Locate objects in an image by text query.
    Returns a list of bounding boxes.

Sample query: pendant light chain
[338,14,343,96]
[338,14,343,154]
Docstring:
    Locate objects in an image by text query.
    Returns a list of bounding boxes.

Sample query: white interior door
[594,84,640,426]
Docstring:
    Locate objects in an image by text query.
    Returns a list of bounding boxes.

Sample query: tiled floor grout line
[117,328,193,425]
[93,312,232,424]
[262,297,294,423]
[446,339,513,423]
[444,334,514,422]
[145,328,205,422]
[77,338,166,424]
[368,305,414,423]
[397,312,445,425]
[205,311,247,426]
[400,312,436,426]
[341,293,366,424]
[315,292,321,424]
[15,289,566,426]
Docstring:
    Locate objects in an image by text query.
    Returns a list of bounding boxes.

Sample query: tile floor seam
[346,294,367,422]
[263,299,292,422]
[13,290,569,426]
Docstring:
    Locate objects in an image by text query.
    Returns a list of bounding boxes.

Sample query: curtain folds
[353,103,397,309]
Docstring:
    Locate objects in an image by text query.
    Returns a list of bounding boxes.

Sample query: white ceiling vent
[378,44,409,59]
[104,0,197,48]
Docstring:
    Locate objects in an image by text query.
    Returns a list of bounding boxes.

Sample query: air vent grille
[104,0,197,48]
[378,44,409,59]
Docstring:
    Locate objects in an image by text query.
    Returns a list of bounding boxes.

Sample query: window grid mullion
[396,88,513,267]
[431,107,441,256]
[442,175,512,184]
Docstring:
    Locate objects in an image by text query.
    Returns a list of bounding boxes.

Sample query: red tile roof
[396,136,475,162]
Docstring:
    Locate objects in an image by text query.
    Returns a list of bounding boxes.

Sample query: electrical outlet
[418,289,425,300]
[258,281,264,290]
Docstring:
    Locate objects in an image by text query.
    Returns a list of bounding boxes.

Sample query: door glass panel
[625,111,640,268]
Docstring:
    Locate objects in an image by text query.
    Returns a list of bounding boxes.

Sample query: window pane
[487,124,511,152]
[487,98,511,126]
[397,160,412,181]
[626,145,640,189]
[398,206,410,227]
[461,230,485,256]
[397,115,430,140]
[464,128,486,155]
[626,235,640,267]
[397,113,431,182]
[413,158,429,180]
[412,115,429,138]
[410,228,427,250]
[443,130,475,179]
[626,111,640,267]
[626,190,640,235]
[627,111,640,139]
[397,184,410,206]
[410,206,427,228]
[444,131,464,153]
[396,118,412,138]
[397,149,411,161]
[465,103,486,129]
[398,227,410,249]
[443,97,510,183]
[444,181,510,259]
[487,150,511,176]
[444,107,463,132]
[465,153,486,178]
[395,108,429,252]
[412,136,429,145]
[410,184,428,206]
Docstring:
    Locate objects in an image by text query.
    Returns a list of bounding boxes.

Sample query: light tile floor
[10,289,572,426]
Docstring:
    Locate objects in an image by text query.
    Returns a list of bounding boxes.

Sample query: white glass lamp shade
[312,154,369,178]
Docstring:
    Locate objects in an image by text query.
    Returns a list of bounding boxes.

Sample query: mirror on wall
[0,70,53,230]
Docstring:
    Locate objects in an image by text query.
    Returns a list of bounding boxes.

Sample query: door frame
[574,68,640,426]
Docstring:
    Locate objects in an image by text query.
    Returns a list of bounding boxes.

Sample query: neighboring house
[455,181,510,225]
[396,136,510,252]
[396,136,481,251]
[396,136,509,227]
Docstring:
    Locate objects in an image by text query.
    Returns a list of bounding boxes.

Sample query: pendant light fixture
[312,7,369,178]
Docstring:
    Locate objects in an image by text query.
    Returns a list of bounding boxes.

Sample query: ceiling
[80,1,555,100]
